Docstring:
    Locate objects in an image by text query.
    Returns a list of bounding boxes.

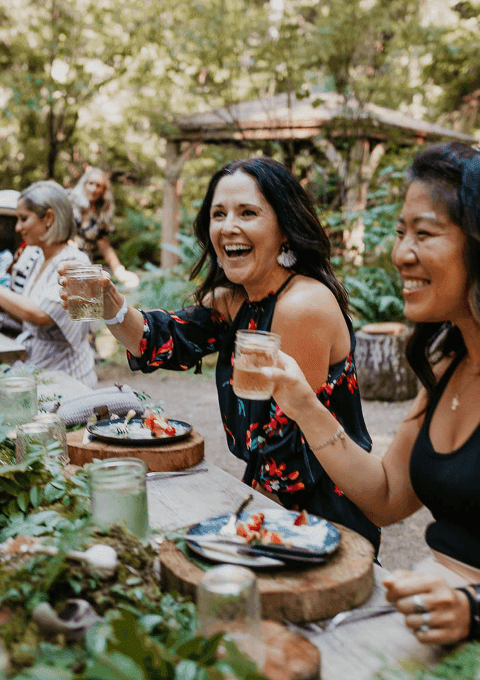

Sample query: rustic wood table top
[147,463,456,680]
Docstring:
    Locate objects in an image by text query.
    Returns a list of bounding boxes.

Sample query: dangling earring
[217,257,223,269]
[277,242,296,268]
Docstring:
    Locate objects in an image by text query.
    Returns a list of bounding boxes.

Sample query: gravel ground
[96,350,433,573]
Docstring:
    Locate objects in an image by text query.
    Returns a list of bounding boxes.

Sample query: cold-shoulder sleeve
[127,305,228,373]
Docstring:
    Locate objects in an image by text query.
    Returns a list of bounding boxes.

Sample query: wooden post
[161,140,181,270]
[161,140,197,270]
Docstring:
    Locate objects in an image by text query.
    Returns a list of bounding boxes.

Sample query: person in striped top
[0,181,96,387]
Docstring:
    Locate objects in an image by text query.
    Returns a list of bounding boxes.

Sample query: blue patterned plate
[186,507,341,568]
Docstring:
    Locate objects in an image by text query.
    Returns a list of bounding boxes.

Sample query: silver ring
[418,623,430,633]
[421,611,430,625]
[412,594,427,613]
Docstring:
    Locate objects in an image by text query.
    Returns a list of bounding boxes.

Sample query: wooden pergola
[160,90,476,268]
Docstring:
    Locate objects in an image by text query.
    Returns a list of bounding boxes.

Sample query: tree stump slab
[66,429,204,472]
[159,523,374,623]
[355,322,418,401]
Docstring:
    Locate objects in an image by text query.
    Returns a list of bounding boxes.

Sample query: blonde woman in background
[69,167,139,290]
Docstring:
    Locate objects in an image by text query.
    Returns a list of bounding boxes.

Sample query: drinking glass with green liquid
[89,458,149,543]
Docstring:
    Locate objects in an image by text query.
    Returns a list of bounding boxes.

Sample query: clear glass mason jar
[0,375,38,429]
[33,413,68,465]
[197,564,265,669]
[15,421,52,462]
[89,457,149,543]
[232,330,281,401]
[65,264,104,321]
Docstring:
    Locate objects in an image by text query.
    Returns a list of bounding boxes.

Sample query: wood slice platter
[159,523,374,623]
[261,620,320,680]
[66,429,204,472]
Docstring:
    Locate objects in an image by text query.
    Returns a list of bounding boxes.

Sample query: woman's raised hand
[57,261,112,312]
[262,350,319,420]
[383,570,471,644]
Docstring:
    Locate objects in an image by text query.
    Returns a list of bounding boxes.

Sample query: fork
[325,604,397,631]
[219,493,254,535]
[117,409,136,435]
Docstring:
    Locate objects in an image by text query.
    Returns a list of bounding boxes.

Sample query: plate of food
[87,413,192,445]
[186,507,341,568]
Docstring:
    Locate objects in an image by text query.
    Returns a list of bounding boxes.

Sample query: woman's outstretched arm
[58,262,144,355]
[264,350,426,526]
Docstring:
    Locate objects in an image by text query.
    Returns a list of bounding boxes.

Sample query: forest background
[1,0,480,322]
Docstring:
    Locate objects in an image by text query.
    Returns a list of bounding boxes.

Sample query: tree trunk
[343,140,385,264]
[355,322,419,401]
[161,140,198,269]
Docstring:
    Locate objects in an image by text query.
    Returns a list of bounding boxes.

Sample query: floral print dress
[128,275,380,552]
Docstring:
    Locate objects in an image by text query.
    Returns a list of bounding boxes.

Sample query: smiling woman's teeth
[403,279,428,290]
[224,245,252,257]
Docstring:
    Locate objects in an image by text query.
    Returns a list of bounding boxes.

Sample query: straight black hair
[404,142,480,394]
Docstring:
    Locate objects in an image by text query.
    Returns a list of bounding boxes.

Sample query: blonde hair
[69,167,115,229]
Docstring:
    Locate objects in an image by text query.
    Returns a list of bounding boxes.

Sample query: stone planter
[354,322,419,401]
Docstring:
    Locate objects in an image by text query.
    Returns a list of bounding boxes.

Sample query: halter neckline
[246,273,296,305]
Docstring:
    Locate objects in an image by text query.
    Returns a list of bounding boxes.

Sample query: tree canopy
[0,0,478,213]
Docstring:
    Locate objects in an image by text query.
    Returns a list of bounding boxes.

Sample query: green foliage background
[0,0,479,319]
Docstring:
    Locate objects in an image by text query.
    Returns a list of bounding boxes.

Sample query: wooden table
[0,331,26,362]
[147,464,455,680]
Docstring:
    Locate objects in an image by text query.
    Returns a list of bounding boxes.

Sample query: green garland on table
[0,452,269,680]
[374,642,480,679]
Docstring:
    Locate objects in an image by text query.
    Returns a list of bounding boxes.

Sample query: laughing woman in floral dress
[61,157,380,552]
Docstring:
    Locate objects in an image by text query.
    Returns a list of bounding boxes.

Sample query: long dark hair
[190,157,348,314]
[404,142,480,394]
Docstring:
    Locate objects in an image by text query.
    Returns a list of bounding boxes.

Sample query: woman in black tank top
[264,142,480,646]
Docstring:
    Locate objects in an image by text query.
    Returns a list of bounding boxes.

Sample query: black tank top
[410,351,480,568]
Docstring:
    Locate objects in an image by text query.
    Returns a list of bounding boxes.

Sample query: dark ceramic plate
[87,417,192,445]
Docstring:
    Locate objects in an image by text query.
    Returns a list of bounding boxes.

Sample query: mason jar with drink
[65,264,104,321]
[88,458,149,543]
[0,375,38,430]
[196,564,265,669]
[232,330,280,401]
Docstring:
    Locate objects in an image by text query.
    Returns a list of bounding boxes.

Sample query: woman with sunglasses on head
[0,181,96,387]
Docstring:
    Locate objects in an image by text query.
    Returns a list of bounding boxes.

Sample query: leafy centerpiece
[0,421,268,680]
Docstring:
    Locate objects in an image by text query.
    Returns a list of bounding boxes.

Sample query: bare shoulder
[275,275,346,327]
[202,286,246,322]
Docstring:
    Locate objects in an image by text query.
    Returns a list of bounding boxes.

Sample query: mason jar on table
[88,457,149,543]
[0,374,38,430]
